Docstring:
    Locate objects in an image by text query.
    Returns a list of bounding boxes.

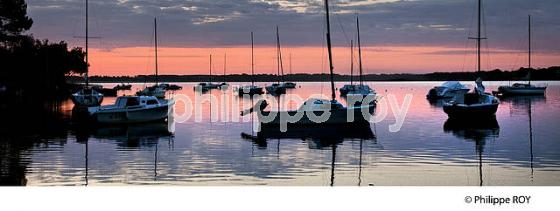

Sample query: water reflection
[499,95,545,181]
[444,118,500,186]
[242,123,375,186]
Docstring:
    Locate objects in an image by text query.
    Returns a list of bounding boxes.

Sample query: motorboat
[426,81,470,100]
[88,95,173,124]
[443,79,500,118]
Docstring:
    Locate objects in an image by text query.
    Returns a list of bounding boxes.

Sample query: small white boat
[426,81,470,100]
[443,79,500,118]
[88,95,173,124]
[72,87,104,107]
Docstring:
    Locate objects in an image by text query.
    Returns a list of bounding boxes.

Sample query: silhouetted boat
[137,18,166,99]
[113,83,132,91]
[243,0,375,128]
[265,26,287,96]
[426,81,470,100]
[238,32,264,96]
[497,15,546,96]
[443,0,499,119]
[88,95,173,124]
[195,54,221,91]
[339,15,375,98]
[71,0,103,107]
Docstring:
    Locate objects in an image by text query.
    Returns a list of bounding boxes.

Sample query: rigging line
[482,9,492,71]
[462,0,477,72]
[320,9,326,96]
[334,10,352,47]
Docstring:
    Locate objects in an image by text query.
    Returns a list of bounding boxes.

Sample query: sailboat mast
[209,54,212,84]
[350,40,354,85]
[85,0,89,87]
[357,15,364,85]
[477,0,482,74]
[251,32,255,86]
[224,53,227,83]
[528,15,532,85]
[154,18,159,86]
[276,26,285,83]
[324,0,336,101]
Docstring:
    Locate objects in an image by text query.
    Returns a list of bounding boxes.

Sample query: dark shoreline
[68,66,560,83]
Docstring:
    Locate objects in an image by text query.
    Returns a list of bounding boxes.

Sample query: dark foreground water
[1,81,559,186]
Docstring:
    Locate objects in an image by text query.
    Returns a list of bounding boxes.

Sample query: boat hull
[258,104,375,126]
[497,86,546,96]
[238,87,264,96]
[265,85,287,95]
[443,103,499,118]
[93,104,170,124]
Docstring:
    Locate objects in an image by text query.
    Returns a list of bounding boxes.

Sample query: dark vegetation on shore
[70,66,560,83]
[0,0,87,109]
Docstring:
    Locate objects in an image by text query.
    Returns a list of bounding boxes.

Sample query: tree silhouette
[0,0,34,45]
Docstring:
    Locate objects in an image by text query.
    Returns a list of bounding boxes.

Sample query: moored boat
[88,95,173,124]
[426,81,470,100]
[496,15,547,96]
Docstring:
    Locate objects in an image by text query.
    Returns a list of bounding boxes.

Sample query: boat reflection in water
[72,122,174,185]
[242,123,375,186]
[443,117,500,186]
[499,95,545,180]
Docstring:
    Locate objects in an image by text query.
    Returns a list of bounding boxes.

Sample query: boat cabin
[114,96,161,109]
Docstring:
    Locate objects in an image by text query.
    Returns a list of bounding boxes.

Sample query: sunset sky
[26,0,560,76]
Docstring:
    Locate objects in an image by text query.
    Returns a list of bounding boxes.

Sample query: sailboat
[71,0,104,107]
[238,32,264,96]
[242,0,375,128]
[497,15,547,96]
[195,54,221,91]
[339,15,375,97]
[282,53,297,89]
[443,0,500,119]
[219,53,229,89]
[136,18,166,99]
[265,26,287,95]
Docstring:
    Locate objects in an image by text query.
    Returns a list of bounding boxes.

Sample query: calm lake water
[1,81,560,186]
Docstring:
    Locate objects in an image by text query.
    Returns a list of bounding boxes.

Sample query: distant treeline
[69,66,560,83]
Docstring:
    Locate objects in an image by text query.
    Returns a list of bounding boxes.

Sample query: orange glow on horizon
[86,46,560,76]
